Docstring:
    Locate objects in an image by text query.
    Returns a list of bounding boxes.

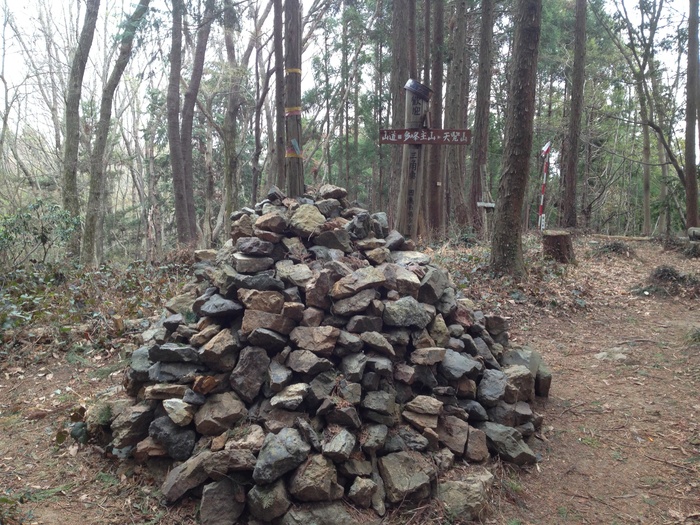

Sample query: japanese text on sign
[379,128,472,145]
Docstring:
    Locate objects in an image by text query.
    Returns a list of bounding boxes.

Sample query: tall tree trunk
[201,108,215,246]
[686,0,699,228]
[594,0,668,230]
[167,0,191,245]
[217,0,272,239]
[144,118,160,262]
[656,137,669,234]
[426,0,444,234]
[373,21,383,210]
[649,47,671,235]
[223,0,242,240]
[444,0,471,229]
[82,0,150,266]
[285,0,304,196]
[337,1,352,192]
[408,0,417,78]
[422,0,430,86]
[342,1,349,193]
[323,27,332,183]
[637,80,652,235]
[273,0,286,190]
[560,0,586,229]
[581,110,592,228]
[490,0,542,279]
[388,0,411,223]
[62,0,100,257]
[181,0,216,243]
[251,36,269,206]
[468,0,494,233]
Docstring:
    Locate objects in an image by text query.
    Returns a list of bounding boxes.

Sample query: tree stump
[542,230,575,263]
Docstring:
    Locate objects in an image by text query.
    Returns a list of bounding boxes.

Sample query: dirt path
[1,237,698,525]
[486,241,700,525]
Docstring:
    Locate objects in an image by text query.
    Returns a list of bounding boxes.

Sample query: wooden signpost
[382,79,471,238]
[379,129,472,145]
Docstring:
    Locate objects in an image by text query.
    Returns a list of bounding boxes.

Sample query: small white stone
[163,398,195,426]
[270,383,309,410]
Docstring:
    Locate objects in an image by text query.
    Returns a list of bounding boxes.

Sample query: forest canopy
[0,0,696,271]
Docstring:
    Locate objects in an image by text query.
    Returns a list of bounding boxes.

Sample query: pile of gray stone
[97,184,551,524]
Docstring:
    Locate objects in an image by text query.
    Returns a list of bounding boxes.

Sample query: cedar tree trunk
[490,0,542,279]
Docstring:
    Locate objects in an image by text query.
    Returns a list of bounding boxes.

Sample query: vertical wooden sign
[395,79,431,239]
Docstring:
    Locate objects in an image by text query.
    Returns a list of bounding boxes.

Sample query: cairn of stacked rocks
[95,184,552,524]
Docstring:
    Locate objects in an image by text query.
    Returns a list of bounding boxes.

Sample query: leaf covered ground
[1,234,699,524]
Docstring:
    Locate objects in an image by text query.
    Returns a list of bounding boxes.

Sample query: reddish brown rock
[360,331,395,357]
[241,310,296,336]
[410,347,446,366]
[288,454,341,502]
[133,436,168,463]
[402,410,438,431]
[282,302,305,322]
[290,326,340,357]
[394,363,417,385]
[331,289,377,317]
[286,350,333,375]
[142,384,189,400]
[201,448,257,479]
[465,426,490,462]
[305,269,333,310]
[301,307,325,327]
[237,289,285,313]
[199,328,240,372]
[195,392,248,435]
[437,415,469,456]
[330,266,387,300]
[190,324,222,347]
[254,228,284,243]
[230,214,254,243]
[255,211,288,233]
[405,395,443,415]
[161,451,212,503]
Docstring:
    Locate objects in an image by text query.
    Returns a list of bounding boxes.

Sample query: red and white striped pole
[538,141,552,231]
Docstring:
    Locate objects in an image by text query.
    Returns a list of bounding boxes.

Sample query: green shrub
[0,200,79,272]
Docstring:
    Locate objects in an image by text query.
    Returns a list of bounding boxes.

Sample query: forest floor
[1,234,699,525]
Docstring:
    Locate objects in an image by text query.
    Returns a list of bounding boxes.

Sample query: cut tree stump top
[542,230,576,264]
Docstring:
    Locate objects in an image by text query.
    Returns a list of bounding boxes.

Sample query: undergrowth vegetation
[0,260,191,355]
[0,200,79,271]
[0,491,28,525]
[684,243,700,259]
[632,264,700,298]
[592,241,635,258]
[428,234,588,313]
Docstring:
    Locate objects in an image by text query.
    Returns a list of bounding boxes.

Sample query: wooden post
[395,79,431,239]
[477,164,494,239]
[542,230,575,263]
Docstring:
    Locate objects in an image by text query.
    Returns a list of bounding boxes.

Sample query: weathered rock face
[253,428,311,484]
[194,392,247,436]
[200,479,246,525]
[378,451,436,503]
[149,415,195,460]
[247,479,291,521]
[103,185,551,523]
[437,469,494,521]
[477,421,537,466]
